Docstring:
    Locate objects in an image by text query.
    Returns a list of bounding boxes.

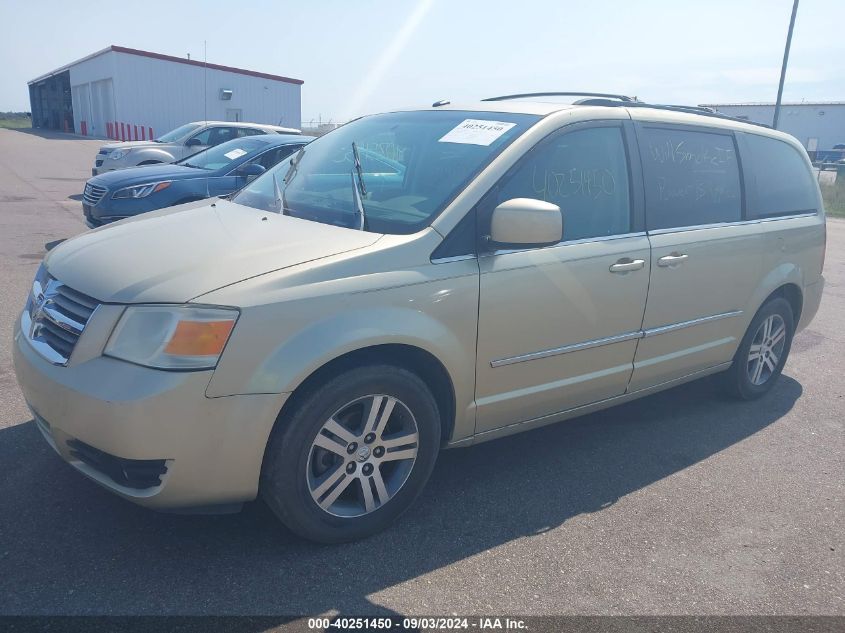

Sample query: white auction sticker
[224,148,248,160]
[438,119,516,146]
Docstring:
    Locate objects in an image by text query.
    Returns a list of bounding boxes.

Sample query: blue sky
[3,0,843,123]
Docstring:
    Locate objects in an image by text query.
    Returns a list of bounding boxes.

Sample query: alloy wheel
[306,394,419,518]
[747,314,787,386]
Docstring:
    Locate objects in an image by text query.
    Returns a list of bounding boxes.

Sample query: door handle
[657,253,689,267]
[609,258,645,273]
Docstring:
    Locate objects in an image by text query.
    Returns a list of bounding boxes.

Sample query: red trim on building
[110,45,304,85]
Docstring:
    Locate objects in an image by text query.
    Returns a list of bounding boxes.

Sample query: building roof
[700,101,845,107]
[28,45,303,86]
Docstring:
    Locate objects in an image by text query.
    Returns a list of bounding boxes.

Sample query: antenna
[204,40,209,200]
[203,40,208,125]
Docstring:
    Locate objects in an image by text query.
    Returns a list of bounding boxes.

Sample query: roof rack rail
[482,91,637,103]
[626,102,772,129]
[479,92,771,128]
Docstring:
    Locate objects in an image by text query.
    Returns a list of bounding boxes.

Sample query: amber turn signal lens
[164,320,235,356]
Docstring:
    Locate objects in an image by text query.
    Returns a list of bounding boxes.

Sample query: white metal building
[700,102,845,157]
[28,45,303,139]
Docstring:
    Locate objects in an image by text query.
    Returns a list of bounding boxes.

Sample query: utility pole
[773,0,799,129]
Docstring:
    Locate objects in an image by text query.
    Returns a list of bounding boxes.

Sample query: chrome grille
[83,183,107,206]
[22,268,99,365]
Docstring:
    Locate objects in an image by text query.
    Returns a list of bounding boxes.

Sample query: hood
[45,199,382,304]
[90,164,207,189]
[100,140,163,151]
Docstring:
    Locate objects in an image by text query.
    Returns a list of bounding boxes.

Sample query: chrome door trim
[646,212,818,236]
[490,330,642,368]
[642,310,743,338]
[490,310,744,368]
[430,254,477,264]
[484,232,648,257]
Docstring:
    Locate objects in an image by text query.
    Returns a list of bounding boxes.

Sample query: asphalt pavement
[0,127,841,616]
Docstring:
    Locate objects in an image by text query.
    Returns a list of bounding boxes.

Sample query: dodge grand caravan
[13,93,826,542]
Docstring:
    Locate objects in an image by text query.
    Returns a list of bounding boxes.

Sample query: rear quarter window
[639,126,742,230]
[742,134,818,218]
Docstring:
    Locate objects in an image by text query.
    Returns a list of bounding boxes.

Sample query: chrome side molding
[491,310,743,368]
[641,310,743,338]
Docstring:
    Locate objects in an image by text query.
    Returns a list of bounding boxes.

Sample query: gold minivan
[13,93,826,542]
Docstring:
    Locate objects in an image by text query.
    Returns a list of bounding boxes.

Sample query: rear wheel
[260,365,441,543]
[722,297,794,400]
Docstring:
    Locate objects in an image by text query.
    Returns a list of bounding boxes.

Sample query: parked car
[82,135,312,228]
[14,95,825,543]
[92,121,300,175]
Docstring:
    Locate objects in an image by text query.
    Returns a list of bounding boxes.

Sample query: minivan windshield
[231,111,538,234]
[156,123,202,143]
[180,138,267,171]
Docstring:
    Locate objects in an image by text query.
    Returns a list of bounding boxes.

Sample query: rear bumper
[13,314,287,509]
[797,276,824,333]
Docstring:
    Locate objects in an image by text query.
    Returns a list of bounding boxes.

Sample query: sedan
[92,121,300,175]
[82,134,312,228]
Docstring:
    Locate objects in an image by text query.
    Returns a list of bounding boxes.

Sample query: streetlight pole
[773,0,799,129]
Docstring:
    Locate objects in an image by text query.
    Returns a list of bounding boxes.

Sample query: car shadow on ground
[0,374,802,616]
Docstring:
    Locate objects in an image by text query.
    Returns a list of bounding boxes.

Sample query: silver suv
[92,120,300,175]
[14,94,826,542]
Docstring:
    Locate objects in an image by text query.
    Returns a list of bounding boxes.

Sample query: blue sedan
[81,134,312,227]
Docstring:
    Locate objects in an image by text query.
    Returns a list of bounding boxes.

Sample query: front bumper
[92,155,128,176]
[13,314,287,510]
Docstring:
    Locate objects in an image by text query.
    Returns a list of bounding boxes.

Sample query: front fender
[127,148,177,166]
[204,262,480,442]
[242,307,465,394]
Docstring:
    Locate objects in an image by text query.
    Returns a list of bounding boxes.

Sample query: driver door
[474,121,651,433]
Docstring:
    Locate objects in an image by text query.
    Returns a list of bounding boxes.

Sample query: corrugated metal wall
[710,104,845,151]
[67,50,301,139]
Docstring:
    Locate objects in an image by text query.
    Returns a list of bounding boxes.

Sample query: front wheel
[260,365,441,543]
[722,297,794,400]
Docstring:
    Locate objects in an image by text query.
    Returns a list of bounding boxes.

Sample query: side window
[253,145,300,170]
[743,134,817,218]
[486,126,631,243]
[238,128,266,138]
[187,127,213,146]
[208,127,238,146]
[639,126,741,230]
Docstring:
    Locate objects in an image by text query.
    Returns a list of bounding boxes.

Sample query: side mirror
[185,137,203,147]
[489,198,562,248]
[237,163,266,181]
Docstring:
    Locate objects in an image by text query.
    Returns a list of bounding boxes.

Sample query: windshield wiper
[350,141,368,230]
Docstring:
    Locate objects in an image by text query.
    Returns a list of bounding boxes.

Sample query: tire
[722,297,794,400]
[260,365,441,543]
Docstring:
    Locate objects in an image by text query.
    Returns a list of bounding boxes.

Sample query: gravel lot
[0,127,842,616]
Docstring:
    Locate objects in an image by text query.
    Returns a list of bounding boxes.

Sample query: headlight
[109,149,128,160]
[104,306,238,370]
[112,181,171,199]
